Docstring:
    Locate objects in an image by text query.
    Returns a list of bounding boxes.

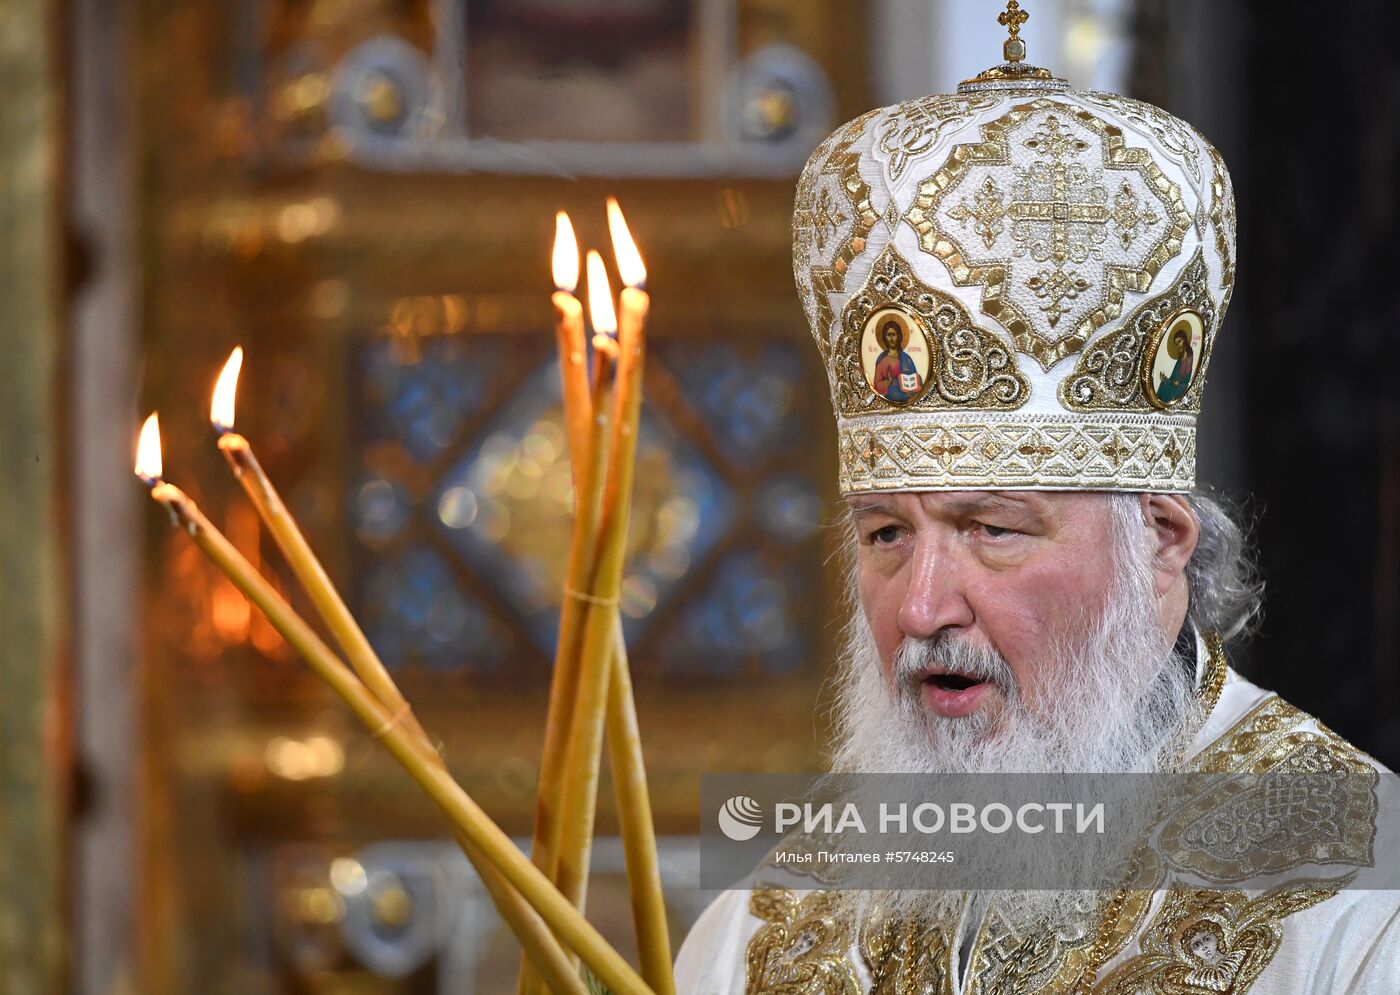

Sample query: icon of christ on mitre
[673,3,1400,992]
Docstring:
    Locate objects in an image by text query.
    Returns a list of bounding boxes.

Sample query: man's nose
[896,536,974,639]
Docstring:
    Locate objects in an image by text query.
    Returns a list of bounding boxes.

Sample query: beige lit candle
[208,354,589,991]
[551,212,592,470]
[597,197,672,994]
[209,346,432,746]
[526,222,608,929]
[553,201,666,995]
[538,247,620,902]
[522,229,637,995]
[134,412,651,995]
[209,354,594,991]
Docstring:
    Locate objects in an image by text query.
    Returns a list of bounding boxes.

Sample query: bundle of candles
[134,201,672,995]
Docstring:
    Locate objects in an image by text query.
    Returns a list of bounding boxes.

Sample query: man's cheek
[967,584,1044,644]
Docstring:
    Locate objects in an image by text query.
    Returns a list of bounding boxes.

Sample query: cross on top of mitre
[999,1,1030,63]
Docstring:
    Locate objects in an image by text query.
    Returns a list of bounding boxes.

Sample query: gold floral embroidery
[835,247,1030,415]
[811,188,851,252]
[1091,876,1351,994]
[1197,634,1227,719]
[1078,91,1203,186]
[904,98,1192,370]
[1060,249,1216,413]
[793,110,883,366]
[745,888,861,994]
[945,177,1008,250]
[876,92,1001,182]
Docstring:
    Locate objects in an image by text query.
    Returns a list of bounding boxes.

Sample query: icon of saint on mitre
[861,307,932,405]
[1147,309,1205,408]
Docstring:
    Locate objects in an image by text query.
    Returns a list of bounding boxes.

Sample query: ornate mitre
[793,3,1236,494]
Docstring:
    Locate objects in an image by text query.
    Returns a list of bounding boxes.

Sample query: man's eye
[979,523,1017,539]
[868,525,901,545]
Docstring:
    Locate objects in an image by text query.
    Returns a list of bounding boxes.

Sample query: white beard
[824,496,1203,933]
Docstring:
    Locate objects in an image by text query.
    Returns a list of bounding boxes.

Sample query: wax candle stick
[593,196,673,994]
[210,348,434,750]
[548,250,628,913]
[541,249,620,882]
[528,220,600,906]
[603,617,673,994]
[206,361,588,991]
[551,212,592,467]
[554,281,649,910]
[548,358,672,995]
[135,416,641,995]
[541,201,672,994]
[523,231,628,995]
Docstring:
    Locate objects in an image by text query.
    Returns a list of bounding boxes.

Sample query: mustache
[893,632,1019,701]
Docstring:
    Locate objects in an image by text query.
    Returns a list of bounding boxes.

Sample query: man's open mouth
[924,672,986,692]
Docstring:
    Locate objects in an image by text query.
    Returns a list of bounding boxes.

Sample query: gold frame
[1141,307,1205,411]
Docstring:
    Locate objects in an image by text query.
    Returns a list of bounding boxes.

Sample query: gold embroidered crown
[793,2,1235,495]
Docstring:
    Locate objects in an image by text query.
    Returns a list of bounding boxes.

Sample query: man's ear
[1139,493,1199,595]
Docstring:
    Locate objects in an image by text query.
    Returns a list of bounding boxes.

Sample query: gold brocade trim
[1205,141,1237,294]
[875,93,1001,182]
[859,907,956,995]
[1161,733,1378,883]
[794,110,883,366]
[1198,632,1227,720]
[835,246,1031,415]
[1160,680,1380,884]
[959,892,1140,995]
[839,414,1195,494]
[1189,696,1306,774]
[959,64,1069,93]
[903,98,1192,370]
[746,889,861,994]
[1090,875,1352,994]
[1061,250,1217,413]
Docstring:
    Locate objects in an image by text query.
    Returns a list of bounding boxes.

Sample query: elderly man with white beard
[672,7,1400,992]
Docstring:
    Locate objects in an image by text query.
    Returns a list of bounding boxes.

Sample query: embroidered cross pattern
[905,98,1190,369]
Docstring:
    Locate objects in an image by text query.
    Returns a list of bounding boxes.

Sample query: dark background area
[1240,1,1399,768]
[1128,0,1399,769]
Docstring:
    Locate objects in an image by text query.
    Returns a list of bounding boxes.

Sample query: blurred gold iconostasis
[38,0,868,991]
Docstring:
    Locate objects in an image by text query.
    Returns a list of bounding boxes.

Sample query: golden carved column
[0,1,70,992]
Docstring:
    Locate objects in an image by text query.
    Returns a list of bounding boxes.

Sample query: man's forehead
[846,490,1059,516]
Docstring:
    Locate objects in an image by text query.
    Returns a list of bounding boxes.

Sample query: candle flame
[552,211,580,293]
[135,412,163,482]
[586,249,617,336]
[211,346,243,431]
[606,197,647,288]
